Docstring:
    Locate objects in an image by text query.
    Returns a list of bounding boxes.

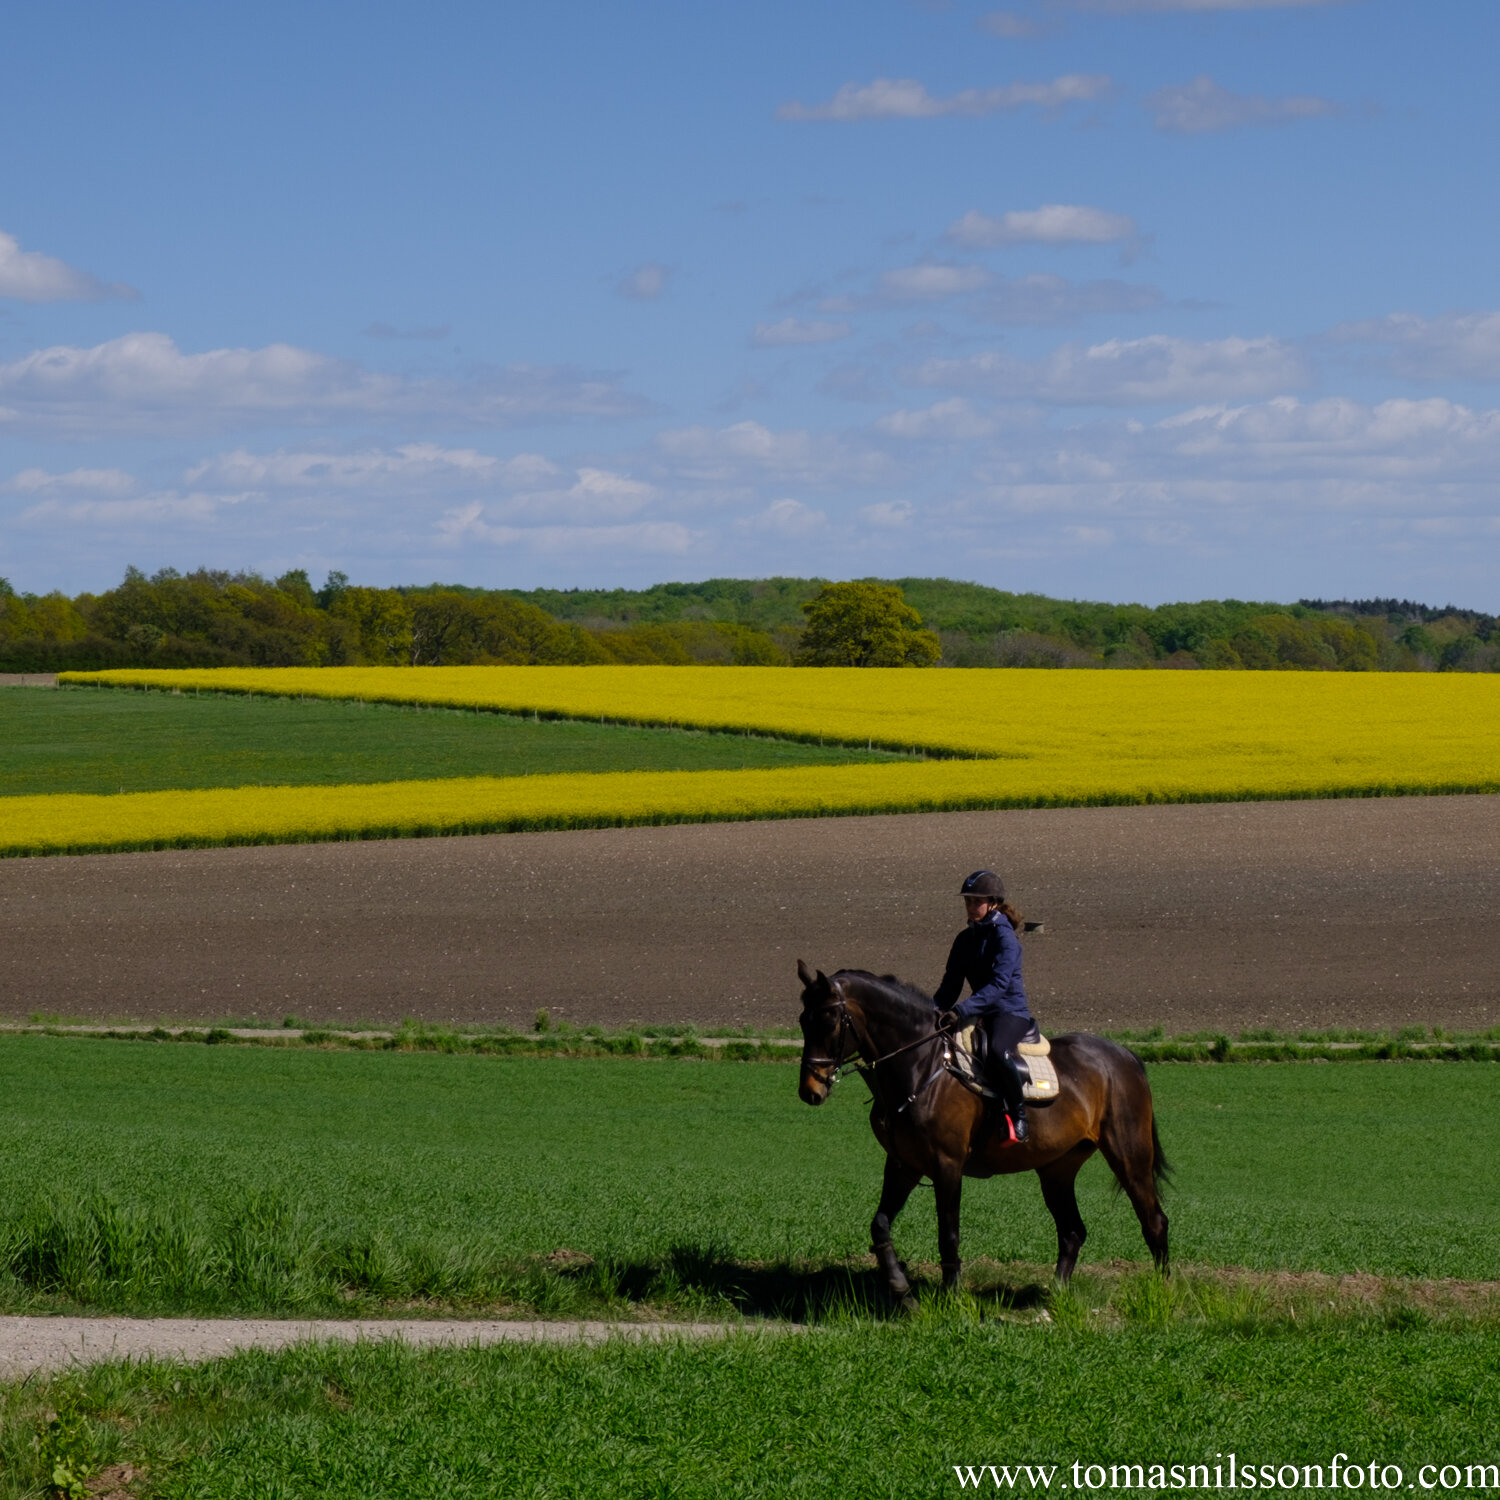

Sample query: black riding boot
[982,1015,1032,1144]
[997,1053,1029,1143]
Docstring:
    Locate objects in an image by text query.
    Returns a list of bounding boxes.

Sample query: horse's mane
[833,969,935,1024]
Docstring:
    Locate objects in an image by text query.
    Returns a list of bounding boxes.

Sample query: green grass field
[0,684,904,796]
[1,1037,1496,1321]
[7,1323,1497,1500]
[3,1040,1497,1497]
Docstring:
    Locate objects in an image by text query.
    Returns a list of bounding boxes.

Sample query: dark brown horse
[796,960,1169,1300]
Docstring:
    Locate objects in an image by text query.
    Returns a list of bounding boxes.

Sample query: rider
[934,870,1036,1144]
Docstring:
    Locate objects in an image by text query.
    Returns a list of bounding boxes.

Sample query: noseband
[800,993,949,1094]
[799,996,856,1089]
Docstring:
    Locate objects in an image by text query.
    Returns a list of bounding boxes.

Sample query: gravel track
[4,795,1499,1033]
[0,1316,743,1378]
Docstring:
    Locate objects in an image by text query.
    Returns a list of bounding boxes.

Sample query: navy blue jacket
[934,910,1032,1023]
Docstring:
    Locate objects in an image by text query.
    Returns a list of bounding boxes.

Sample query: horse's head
[796,958,850,1106]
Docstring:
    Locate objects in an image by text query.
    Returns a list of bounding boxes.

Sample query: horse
[795,960,1169,1302]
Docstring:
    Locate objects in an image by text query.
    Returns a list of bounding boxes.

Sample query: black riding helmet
[960,869,1006,900]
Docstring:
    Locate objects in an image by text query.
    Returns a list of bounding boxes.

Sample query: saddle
[946,1023,1061,1106]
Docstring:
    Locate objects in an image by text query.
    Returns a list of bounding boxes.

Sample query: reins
[801,995,953,1115]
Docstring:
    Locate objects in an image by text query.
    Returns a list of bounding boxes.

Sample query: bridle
[799,991,952,1111]
[799,996,857,1089]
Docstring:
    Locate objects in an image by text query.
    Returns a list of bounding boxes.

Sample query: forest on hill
[2,567,1496,673]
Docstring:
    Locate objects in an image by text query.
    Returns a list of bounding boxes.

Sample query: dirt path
[6,1262,1495,1377]
[4,796,1499,1033]
[0,1315,745,1377]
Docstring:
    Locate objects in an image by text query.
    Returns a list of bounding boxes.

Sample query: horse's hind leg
[1099,1123,1170,1273]
[871,1154,922,1305]
[1037,1145,1095,1284]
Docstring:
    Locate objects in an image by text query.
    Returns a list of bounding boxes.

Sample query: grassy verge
[5,1319,1498,1499]
[0,683,908,797]
[0,1038,1497,1321]
[6,1018,1497,1063]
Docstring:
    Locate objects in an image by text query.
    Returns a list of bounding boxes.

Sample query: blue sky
[3,0,1499,606]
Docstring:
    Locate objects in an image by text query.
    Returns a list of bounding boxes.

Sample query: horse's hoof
[898,1293,919,1315]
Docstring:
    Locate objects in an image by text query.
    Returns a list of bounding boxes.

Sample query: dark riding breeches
[983,1012,1034,1116]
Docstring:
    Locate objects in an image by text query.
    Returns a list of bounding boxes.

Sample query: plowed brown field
[3,795,1497,1033]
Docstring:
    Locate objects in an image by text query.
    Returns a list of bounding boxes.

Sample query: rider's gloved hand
[936,1010,960,1032]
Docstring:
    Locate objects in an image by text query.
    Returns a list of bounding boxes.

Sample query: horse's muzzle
[798,1069,831,1106]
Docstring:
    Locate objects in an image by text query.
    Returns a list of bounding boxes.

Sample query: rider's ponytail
[998,901,1023,933]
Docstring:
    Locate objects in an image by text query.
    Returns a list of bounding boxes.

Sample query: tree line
[2,567,1496,672]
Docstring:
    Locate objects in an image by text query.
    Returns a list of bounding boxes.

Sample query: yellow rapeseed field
[19,664,1499,856]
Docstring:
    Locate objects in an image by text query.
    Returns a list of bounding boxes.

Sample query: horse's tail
[1149,1112,1172,1190]
[1116,1045,1171,1194]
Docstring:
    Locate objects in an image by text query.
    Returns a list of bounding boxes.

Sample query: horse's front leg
[933,1160,964,1292]
[871,1154,921,1306]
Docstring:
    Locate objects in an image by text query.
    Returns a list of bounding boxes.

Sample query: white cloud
[859,500,915,528]
[436,504,694,555]
[1145,396,1500,479]
[16,390,1497,585]
[946,204,1137,247]
[833,261,1158,323]
[16,491,242,528]
[0,229,137,303]
[1327,312,1500,382]
[875,263,993,302]
[655,420,896,486]
[185,445,558,491]
[0,332,649,436]
[976,273,1162,324]
[930,398,1500,536]
[977,11,1049,37]
[617,262,672,301]
[1064,525,1114,545]
[1147,76,1339,133]
[495,467,656,523]
[882,412,1500,585]
[817,365,889,403]
[777,73,1109,122]
[876,398,999,440]
[3,466,136,495]
[738,498,828,537]
[751,317,852,346]
[182,446,654,525]
[911,333,1308,405]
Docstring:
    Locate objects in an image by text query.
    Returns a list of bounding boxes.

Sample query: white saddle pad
[949,1026,1060,1105]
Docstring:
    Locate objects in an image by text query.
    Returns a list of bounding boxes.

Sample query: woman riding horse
[933,869,1035,1145]
[797,951,1169,1298]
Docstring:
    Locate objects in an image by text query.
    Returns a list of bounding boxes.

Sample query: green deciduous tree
[1230,613,1378,671]
[589,620,786,665]
[793,582,941,667]
[329,586,415,665]
[408,590,604,665]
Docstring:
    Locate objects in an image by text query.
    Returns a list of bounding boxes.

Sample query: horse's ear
[797,959,815,989]
[816,969,832,991]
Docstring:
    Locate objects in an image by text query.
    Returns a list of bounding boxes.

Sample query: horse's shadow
[560,1244,1053,1321]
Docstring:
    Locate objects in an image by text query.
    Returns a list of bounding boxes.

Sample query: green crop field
[2,1037,1496,1319]
[4,1039,1497,1497]
[0,684,904,797]
[6,1323,1497,1500]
